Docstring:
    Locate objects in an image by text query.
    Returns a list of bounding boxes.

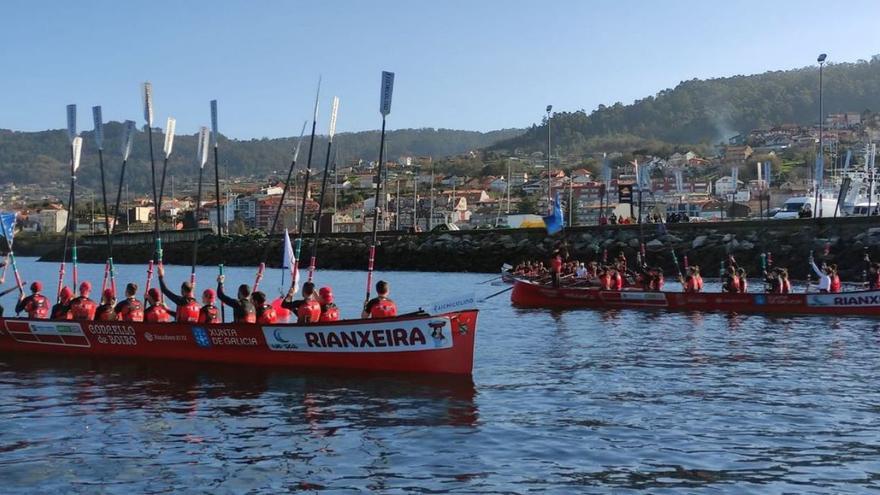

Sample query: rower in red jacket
[363,280,398,318]
[198,288,221,324]
[115,283,144,322]
[282,282,321,324]
[144,288,174,323]
[829,264,841,293]
[70,281,98,320]
[252,291,277,324]
[51,286,73,319]
[158,264,200,323]
[736,268,748,293]
[94,289,118,321]
[319,286,340,322]
[682,266,702,293]
[217,275,256,323]
[16,281,50,319]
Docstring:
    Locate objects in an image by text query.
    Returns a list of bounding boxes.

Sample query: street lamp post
[546,105,552,213]
[815,53,827,216]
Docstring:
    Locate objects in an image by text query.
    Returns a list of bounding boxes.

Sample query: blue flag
[0,213,15,248]
[543,192,564,235]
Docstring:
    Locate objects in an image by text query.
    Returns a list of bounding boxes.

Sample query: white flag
[282,229,300,289]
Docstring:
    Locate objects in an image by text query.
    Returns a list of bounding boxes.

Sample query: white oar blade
[312,76,322,121]
[121,120,136,161]
[329,96,340,139]
[380,71,394,116]
[142,82,154,126]
[292,120,307,161]
[163,117,176,158]
[71,137,83,172]
[66,104,77,143]
[197,126,210,168]
[210,100,218,148]
[92,106,104,150]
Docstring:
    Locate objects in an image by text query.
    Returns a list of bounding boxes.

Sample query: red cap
[319,286,333,303]
[79,281,92,294]
[59,286,72,300]
[103,288,114,300]
[30,281,42,292]
[147,288,161,301]
[203,288,216,301]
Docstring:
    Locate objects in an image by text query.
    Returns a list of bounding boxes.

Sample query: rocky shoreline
[36,217,880,280]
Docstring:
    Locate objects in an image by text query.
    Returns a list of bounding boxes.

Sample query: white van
[772,196,840,219]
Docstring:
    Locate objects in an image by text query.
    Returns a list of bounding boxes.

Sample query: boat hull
[511,280,880,316]
[0,310,478,375]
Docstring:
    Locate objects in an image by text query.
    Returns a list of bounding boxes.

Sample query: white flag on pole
[282,229,300,290]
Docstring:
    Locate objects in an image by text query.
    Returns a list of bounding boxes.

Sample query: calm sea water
[1,258,880,494]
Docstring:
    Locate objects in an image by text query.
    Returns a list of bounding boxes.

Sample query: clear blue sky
[2,0,879,139]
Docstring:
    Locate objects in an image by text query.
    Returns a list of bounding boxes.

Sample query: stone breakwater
[40,217,880,279]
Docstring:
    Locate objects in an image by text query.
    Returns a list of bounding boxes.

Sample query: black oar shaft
[297,119,319,239]
[191,165,204,276]
[111,159,128,234]
[97,149,112,257]
[308,140,334,274]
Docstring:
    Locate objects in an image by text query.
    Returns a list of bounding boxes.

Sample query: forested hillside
[493,56,880,154]
[0,125,522,191]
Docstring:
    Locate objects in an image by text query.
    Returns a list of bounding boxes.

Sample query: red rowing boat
[0,310,478,375]
[511,279,880,316]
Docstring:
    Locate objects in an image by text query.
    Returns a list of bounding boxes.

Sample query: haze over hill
[493,56,880,155]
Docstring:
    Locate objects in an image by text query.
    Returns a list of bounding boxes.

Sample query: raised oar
[671,249,683,284]
[111,120,136,234]
[293,77,322,279]
[364,71,394,308]
[155,116,176,264]
[210,100,225,322]
[57,105,76,301]
[0,214,24,296]
[190,126,210,288]
[143,82,160,270]
[257,121,308,266]
[307,96,340,282]
[92,106,116,297]
[70,136,83,290]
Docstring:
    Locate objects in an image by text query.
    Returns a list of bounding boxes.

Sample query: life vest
[70,296,98,320]
[237,299,257,324]
[175,297,200,323]
[117,298,144,322]
[598,273,611,290]
[830,274,841,293]
[551,256,562,274]
[198,304,220,324]
[739,278,748,293]
[95,305,117,321]
[781,279,791,294]
[724,275,740,293]
[25,295,50,319]
[695,275,704,292]
[297,299,322,324]
[685,276,698,293]
[368,297,397,318]
[650,274,664,291]
[611,272,623,291]
[51,302,71,320]
[257,304,277,324]
[144,305,173,323]
[320,303,340,322]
